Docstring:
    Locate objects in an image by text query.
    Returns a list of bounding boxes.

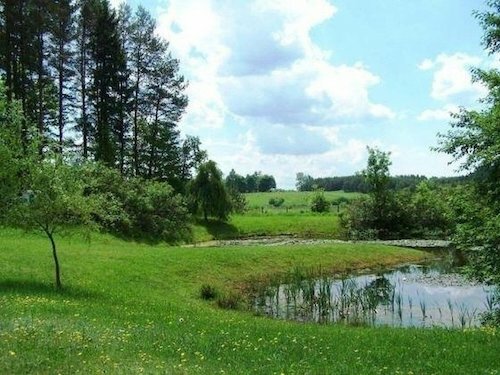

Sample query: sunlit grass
[192,214,341,242]
[245,191,362,210]
[0,229,499,374]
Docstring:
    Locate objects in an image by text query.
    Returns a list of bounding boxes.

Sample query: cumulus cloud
[417,58,434,71]
[204,133,371,188]
[153,0,402,187]
[417,104,459,122]
[419,53,487,102]
[157,0,394,130]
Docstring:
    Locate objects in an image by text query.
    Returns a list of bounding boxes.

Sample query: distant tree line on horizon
[225,169,277,193]
[295,172,471,193]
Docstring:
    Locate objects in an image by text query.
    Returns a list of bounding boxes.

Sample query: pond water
[254,255,496,328]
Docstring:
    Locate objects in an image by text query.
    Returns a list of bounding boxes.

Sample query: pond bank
[186,236,451,249]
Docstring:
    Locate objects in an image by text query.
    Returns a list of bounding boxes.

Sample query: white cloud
[156,0,394,130]
[417,104,459,122]
[420,53,487,102]
[153,1,406,187]
[417,58,434,71]
[204,133,372,188]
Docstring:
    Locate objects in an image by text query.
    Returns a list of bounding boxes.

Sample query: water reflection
[254,261,496,328]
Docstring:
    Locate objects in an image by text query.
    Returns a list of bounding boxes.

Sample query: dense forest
[0,0,204,191]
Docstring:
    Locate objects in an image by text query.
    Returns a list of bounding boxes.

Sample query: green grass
[192,214,340,242]
[245,190,362,210]
[1,228,499,374]
[191,191,360,242]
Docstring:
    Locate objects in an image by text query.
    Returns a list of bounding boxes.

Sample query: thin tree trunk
[148,97,160,178]
[37,32,44,138]
[80,23,88,159]
[47,230,62,289]
[58,36,64,153]
[133,66,140,176]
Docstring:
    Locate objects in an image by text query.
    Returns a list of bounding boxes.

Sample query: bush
[229,188,247,213]
[269,197,285,207]
[340,185,454,240]
[82,163,191,242]
[216,292,242,309]
[200,284,218,300]
[310,190,330,213]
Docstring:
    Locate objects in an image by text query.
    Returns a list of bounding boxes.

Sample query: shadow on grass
[0,279,103,300]
[195,218,240,240]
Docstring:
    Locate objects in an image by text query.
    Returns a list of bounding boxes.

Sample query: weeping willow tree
[189,160,232,221]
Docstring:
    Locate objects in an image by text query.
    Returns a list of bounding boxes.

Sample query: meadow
[192,191,359,242]
[244,190,362,212]
[0,228,499,374]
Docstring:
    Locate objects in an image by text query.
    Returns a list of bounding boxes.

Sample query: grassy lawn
[0,228,499,374]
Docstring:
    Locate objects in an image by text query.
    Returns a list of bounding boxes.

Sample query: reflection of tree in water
[363,275,394,305]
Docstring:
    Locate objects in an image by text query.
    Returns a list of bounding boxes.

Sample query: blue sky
[113,0,492,188]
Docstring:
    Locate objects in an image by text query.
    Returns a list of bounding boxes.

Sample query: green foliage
[190,160,232,221]
[310,189,330,213]
[226,170,277,193]
[358,147,396,238]
[258,174,276,192]
[200,284,218,300]
[227,188,247,214]
[5,156,100,288]
[0,84,29,219]
[340,153,453,240]
[435,1,500,285]
[82,163,190,242]
[225,169,247,192]
[268,197,285,207]
[296,172,469,193]
[296,172,315,191]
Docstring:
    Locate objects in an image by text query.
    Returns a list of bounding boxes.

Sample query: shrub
[310,190,330,213]
[269,197,285,207]
[82,163,191,242]
[216,292,242,309]
[229,188,247,213]
[340,186,453,240]
[200,284,218,300]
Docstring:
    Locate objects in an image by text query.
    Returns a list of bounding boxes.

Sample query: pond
[254,253,497,328]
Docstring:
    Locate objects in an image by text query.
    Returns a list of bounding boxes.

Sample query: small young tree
[8,157,99,289]
[310,189,330,213]
[190,160,232,221]
[0,83,100,289]
[362,147,394,237]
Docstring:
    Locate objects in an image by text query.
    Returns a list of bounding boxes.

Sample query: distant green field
[192,191,360,241]
[193,213,340,242]
[2,229,499,374]
[245,190,362,211]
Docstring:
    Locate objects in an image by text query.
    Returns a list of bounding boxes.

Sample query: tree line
[295,172,470,193]
[0,0,204,191]
[225,169,277,193]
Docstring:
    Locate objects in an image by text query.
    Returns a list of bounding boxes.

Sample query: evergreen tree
[88,0,125,166]
[75,0,94,159]
[145,53,188,183]
[115,3,133,174]
[129,6,157,176]
[49,0,76,153]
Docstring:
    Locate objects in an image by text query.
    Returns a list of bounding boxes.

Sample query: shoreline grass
[0,229,499,374]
